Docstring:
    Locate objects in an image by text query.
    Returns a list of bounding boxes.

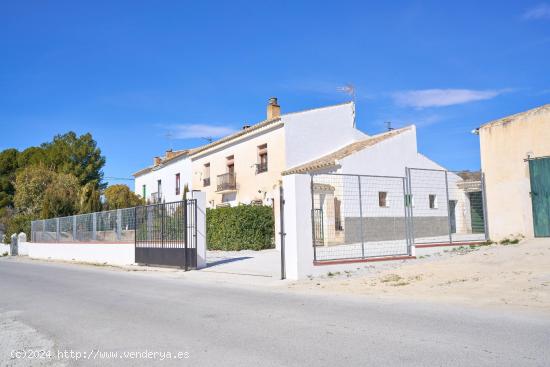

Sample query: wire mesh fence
[31,207,136,243]
[311,169,487,262]
[311,174,411,261]
[407,168,487,245]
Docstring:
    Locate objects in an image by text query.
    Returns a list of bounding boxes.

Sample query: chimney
[267,97,280,120]
[165,149,176,159]
[153,156,162,166]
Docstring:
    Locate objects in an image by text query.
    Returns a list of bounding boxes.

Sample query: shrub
[207,205,274,251]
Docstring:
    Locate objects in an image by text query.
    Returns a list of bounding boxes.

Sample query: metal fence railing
[311,169,488,262]
[31,207,136,243]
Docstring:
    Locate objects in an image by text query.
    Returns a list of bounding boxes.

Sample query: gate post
[191,191,207,269]
[183,199,188,270]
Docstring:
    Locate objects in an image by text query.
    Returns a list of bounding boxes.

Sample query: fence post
[72,215,77,241]
[310,175,317,262]
[183,199,188,270]
[444,170,453,245]
[406,168,416,252]
[116,209,122,241]
[92,212,97,241]
[357,175,365,259]
[56,218,60,242]
[402,177,412,256]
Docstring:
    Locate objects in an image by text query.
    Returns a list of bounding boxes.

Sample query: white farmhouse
[133,149,193,204]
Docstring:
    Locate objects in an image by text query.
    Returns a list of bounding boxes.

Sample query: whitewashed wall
[134,156,193,203]
[283,102,367,169]
[26,242,135,265]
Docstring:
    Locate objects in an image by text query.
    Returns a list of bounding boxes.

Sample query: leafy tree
[0,148,19,208]
[42,132,106,189]
[13,165,56,218]
[79,182,102,213]
[16,146,47,169]
[103,184,143,210]
[3,213,33,244]
[41,173,80,218]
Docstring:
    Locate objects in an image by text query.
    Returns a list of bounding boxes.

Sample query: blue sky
[1,1,549,186]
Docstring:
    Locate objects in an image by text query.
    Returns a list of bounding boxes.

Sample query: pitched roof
[133,101,356,176]
[480,103,550,129]
[189,101,354,158]
[189,117,282,157]
[282,126,412,175]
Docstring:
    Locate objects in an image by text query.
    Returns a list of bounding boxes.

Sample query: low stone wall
[24,242,135,265]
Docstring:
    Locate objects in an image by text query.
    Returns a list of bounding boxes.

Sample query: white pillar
[192,191,207,269]
[282,174,315,280]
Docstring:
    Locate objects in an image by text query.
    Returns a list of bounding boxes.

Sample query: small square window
[429,194,438,209]
[378,192,388,208]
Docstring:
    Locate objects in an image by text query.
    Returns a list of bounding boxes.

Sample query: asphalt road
[1,259,549,367]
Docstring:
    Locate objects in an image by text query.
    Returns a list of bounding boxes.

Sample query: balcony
[255,161,268,174]
[203,177,210,187]
[216,172,237,192]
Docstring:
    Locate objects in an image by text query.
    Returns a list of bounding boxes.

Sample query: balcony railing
[256,161,268,174]
[203,177,211,187]
[216,172,236,192]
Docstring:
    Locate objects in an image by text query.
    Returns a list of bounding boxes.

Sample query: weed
[391,281,410,287]
[381,274,402,283]
[1,252,7,257]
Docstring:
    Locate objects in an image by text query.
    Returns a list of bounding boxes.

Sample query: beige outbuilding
[477,104,550,240]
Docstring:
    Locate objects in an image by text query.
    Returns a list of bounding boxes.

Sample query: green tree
[0,148,19,208]
[79,182,102,213]
[13,165,56,218]
[41,173,80,218]
[16,146,47,169]
[4,213,33,243]
[42,132,106,189]
[103,184,143,210]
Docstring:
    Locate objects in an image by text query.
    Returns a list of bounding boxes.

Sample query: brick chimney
[267,97,280,120]
[153,156,162,166]
[165,149,176,159]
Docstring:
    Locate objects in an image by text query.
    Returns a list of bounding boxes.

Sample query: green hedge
[207,205,275,251]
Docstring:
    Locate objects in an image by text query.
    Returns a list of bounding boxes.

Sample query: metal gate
[135,200,197,270]
[529,157,550,237]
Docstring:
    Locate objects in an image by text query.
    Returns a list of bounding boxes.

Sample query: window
[142,185,146,199]
[378,192,388,208]
[334,198,343,230]
[175,173,180,195]
[405,194,414,208]
[226,155,234,174]
[157,180,162,198]
[256,144,268,173]
[203,163,210,187]
[429,194,438,209]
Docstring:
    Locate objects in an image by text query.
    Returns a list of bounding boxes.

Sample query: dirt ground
[290,238,550,314]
